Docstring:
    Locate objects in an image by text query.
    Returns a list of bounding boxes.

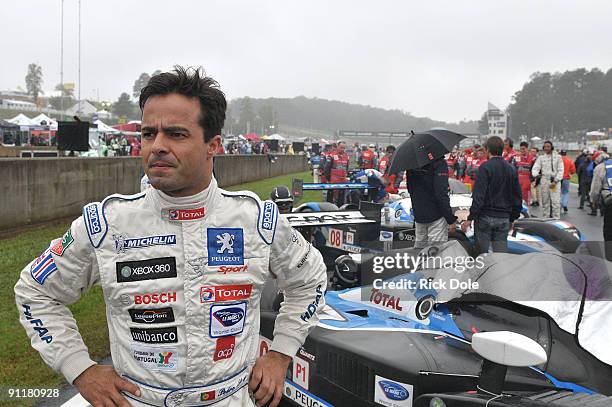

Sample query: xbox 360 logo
[121,266,132,278]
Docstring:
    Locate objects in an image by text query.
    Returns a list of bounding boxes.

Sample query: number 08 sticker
[328,228,343,249]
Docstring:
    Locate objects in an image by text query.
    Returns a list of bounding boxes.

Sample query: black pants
[603,197,612,261]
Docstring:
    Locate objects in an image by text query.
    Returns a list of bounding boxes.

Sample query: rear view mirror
[472,331,547,367]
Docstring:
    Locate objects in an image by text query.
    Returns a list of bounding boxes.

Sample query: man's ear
[207,135,222,157]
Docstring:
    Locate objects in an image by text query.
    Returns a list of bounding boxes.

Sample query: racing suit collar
[152,177,219,220]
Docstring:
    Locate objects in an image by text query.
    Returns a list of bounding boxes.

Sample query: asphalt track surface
[37,185,606,407]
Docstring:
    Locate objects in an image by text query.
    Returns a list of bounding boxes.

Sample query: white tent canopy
[264,133,285,141]
[530,136,542,141]
[586,131,606,137]
[93,119,120,133]
[7,113,34,126]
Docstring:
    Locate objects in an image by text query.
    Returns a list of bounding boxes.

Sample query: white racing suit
[532,152,564,219]
[14,177,327,406]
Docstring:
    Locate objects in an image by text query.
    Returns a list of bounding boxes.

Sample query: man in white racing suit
[15,66,327,407]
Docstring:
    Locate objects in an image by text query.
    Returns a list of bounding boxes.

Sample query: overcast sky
[3,0,612,123]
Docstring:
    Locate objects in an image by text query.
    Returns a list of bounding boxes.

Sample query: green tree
[49,83,76,111]
[238,97,255,134]
[112,93,135,118]
[25,63,43,103]
[133,72,151,100]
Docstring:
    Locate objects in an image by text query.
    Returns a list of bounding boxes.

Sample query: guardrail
[0,154,308,230]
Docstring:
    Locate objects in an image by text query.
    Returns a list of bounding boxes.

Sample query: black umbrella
[388,129,466,173]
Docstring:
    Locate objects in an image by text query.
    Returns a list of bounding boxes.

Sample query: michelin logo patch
[114,234,176,253]
[84,203,102,235]
[207,228,244,266]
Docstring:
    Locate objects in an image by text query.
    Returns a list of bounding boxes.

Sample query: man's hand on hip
[249,350,292,407]
[448,223,456,233]
[74,365,141,407]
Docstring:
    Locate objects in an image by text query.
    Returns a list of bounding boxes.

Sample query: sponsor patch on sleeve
[207,228,244,266]
[30,249,58,285]
[50,229,74,256]
[209,302,247,338]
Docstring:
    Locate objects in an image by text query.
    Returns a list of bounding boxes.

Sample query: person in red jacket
[324,141,350,205]
[560,150,576,213]
[502,138,517,163]
[446,151,458,178]
[514,141,535,205]
[463,147,476,185]
[467,147,487,187]
[378,145,399,194]
[359,144,376,169]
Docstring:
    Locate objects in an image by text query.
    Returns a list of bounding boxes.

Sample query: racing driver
[14,66,327,407]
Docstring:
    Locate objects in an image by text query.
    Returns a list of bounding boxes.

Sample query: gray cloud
[3,0,612,122]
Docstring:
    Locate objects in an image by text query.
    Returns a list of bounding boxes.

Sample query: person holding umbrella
[389,129,465,248]
[461,136,523,254]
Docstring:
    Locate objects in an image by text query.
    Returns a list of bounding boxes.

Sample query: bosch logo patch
[116,257,177,283]
[134,292,177,305]
[209,302,247,338]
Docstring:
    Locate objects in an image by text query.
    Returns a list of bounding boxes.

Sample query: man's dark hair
[506,138,514,148]
[543,140,554,150]
[485,136,504,156]
[139,65,227,142]
[520,141,529,148]
[386,145,396,153]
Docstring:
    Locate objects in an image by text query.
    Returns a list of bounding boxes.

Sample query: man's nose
[151,132,169,154]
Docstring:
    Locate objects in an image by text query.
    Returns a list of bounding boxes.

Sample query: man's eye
[142,132,154,138]
[172,132,186,137]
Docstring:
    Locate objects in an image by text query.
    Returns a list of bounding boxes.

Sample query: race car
[288,178,585,257]
[260,242,612,407]
[388,179,584,255]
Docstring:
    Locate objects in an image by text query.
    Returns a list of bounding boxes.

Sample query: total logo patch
[374,375,413,407]
[213,336,236,361]
[200,284,252,303]
[207,228,244,266]
[168,207,205,221]
[131,345,178,371]
[128,307,175,324]
[209,302,247,338]
[116,257,177,283]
